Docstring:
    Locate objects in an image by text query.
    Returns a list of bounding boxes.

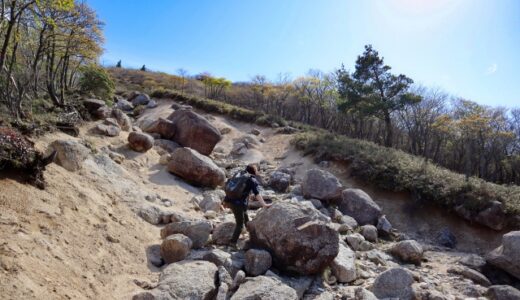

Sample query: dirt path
[0,98,507,299]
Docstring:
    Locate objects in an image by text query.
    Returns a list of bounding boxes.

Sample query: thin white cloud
[486,63,498,75]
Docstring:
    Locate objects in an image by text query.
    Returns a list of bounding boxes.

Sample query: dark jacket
[225,175,260,207]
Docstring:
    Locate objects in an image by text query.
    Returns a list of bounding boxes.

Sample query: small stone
[160,234,192,263]
[360,225,378,243]
[390,240,424,265]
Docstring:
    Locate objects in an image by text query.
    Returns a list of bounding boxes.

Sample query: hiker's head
[245,164,258,175]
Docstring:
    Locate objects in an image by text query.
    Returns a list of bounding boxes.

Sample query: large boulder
[269,171,291,193]
[245,249,272,276]
[247,201,339,275]
[330,243,357,283]
[167,147,225,188]
[49,140,90,172]
[167,110,222,155]
[475,201,506,231]
[161,220,212,248]
[160,234,193,263]
[144,118,176,140]
[134,260,217,300]
[338,189,382,225]
[128,132,154,153]
[486,231,520,280]
[371,267,415,300]
[230,276,298,300]
[301,169,342,202]
[390,240,424,265]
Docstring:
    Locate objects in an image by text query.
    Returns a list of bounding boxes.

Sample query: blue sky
[87,0,520,107]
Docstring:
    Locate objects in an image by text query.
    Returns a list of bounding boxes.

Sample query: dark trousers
[230,203,249,243]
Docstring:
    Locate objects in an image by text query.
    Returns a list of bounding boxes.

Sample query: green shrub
[292,131,520,216]
[79,64,115,102]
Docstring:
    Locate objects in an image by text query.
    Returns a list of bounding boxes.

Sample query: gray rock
[95,106,112,119]
[245,249,272,276]
[95,123,121,137]
[199,190,224,212]
[372,267,414,300]
[111,108,132,131]
[365,249,393,266]
[487,285,520,300]
[231,276,298,300]
[338,189,382,225]
[269,171,292,193]
[340,215,359,229]
[160,233,193,263]
[355,287,378,300]
[376,215,392,237]
[330,243,357,283]
[437,227,457,248]
[301,169,343,202]
[161,220,212,248]
[143,260,217,300]
[447,265,491,287]
[49,140,90,172]
[147,100,158,108]
[390,240,424,265]
[346,233,373,251]
[486,231,520,280]
[216,284,228,300]
[168,147,226,188]
[459,254,486,271]
[154,139,180,153]
[303,292,334,300]
[247,201,339,275]
[476,201,506,231]
[265,271,313,299]
[138,205,164,225]
[143,118,176,140]
[116,99,133,111]
[212,221,235,245]
[128,132,154,153]
[104,117,119,127]
[231,142,248,156]
[131,93,151,106]
[146,244,164,268]
[202,248,232,268]
[360,225,378,243]
[231,270,246,290]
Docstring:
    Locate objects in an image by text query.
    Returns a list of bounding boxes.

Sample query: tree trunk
[384,111,393,147]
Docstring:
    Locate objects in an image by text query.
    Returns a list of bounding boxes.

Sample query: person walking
[223,164,270,248]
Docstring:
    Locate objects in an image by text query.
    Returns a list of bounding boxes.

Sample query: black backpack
[225,171,250,200]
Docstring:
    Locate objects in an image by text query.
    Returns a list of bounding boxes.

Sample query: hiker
[224,164,270,247]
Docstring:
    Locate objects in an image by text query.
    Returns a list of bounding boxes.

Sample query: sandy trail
[0,98,506,299]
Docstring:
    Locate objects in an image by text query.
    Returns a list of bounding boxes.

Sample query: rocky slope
[1,94,519,300]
